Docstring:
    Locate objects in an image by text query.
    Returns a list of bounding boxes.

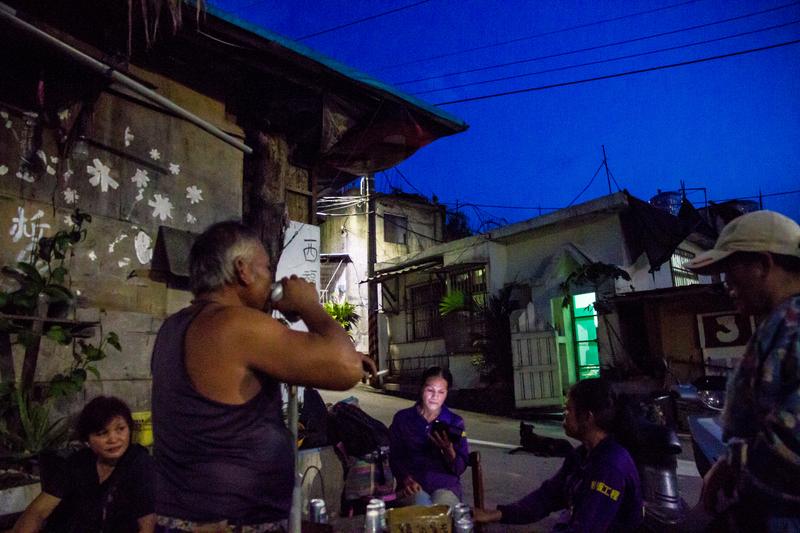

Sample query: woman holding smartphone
[389,366,469,507]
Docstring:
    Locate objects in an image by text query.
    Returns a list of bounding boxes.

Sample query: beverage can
[455,516,474,533]
[367,499,386,531]
[453,503,472,522]
[364,509,381,533]
[309,498,328,524]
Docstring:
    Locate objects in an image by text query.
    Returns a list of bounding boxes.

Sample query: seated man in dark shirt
[474,378,643,532]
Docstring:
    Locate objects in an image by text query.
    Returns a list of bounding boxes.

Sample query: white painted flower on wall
[118,257,131,268]
[169,163,181,175]
[124,126,134,147]
[134,231,153,264]
[148,193,174,221]
[185,185,203,204]
[63,215,75,227]
[149,148,161,161]
[131,168,150,189]
[87,158,119,192]
[108,233,128,253]
[63,188,79,204]
[16,170,33,183]
[186,213,197,224]
[88,250,97,261]
[0,165,7,175]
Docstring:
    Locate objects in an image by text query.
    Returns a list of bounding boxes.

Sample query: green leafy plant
[323,301,360,333]
[0,209,122,457]
[0,389,68,458]
[560,261,632,308]
[438,290,466,317]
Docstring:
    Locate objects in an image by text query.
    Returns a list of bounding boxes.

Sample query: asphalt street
[321,384,705,532]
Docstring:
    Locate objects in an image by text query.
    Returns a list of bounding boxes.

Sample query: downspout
[0,2,252,154]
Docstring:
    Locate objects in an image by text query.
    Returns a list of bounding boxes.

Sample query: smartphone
[431,419,461,443]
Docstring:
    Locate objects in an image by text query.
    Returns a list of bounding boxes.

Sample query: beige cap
[686,210,800,273]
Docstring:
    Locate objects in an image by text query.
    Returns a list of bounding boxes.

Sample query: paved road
[321,384,704,532]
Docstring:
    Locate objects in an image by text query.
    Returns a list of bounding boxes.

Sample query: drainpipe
[0,2,252,154]
[366,174,379,367]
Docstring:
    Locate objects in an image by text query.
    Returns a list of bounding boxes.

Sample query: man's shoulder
[593,439,636,469]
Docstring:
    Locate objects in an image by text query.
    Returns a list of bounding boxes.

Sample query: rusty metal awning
[362,259,442,283]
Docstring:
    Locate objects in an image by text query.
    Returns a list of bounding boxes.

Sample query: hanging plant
[323,301,360,333]
[560,261,632,308]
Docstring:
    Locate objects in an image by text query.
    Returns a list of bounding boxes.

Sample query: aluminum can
[455,516,474,533]
[364,509,381,533]
[308,498,328,524]
[452,503,472,523]
[367,499,386,532]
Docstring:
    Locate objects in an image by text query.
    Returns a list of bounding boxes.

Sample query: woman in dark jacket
[389,366,470,507]
[13,396,155,533]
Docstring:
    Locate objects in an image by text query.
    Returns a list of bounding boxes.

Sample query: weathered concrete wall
[319,193,444,353]
[0,66,242,411]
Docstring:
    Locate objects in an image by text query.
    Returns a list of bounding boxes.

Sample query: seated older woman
[13,396,155,533]
[389,366,469,507]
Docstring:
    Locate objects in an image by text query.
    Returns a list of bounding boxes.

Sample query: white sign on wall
[274,221,320,332]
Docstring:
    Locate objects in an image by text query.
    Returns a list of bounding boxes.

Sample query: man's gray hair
[189,221,264,295]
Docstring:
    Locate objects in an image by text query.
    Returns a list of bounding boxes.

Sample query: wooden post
[243,130,287,277]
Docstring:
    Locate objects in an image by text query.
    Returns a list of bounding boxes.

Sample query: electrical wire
[434,186,800,213]
[395,1,800,86]
[395,167,428,197]
[434,37,800,106]
[566,162,605,208]
[294,0,432,41]
[413,19,800,95]
[373,0,701,73]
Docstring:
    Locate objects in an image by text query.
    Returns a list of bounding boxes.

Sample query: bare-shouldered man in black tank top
[151,221,365,532]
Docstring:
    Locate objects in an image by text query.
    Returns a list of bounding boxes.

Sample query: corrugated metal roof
[362,259,442,283]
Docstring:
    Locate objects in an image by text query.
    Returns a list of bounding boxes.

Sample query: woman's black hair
[76,396,134,442]
[420,366,453,390]
[568,378,617,433]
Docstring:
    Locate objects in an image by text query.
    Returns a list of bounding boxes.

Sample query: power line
[373,0,701,73]
[394,167,427,197]
[567,162,605,208]
[294,0,432,41]
[435,186,800,212]
[395,1,800,86]
[413,19,800,95]
[434,38,800,106]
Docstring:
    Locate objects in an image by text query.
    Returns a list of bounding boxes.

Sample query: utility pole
[602,145,612,195]
[366,174,379,367]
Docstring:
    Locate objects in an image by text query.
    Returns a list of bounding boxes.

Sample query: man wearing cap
[686,210,800,531]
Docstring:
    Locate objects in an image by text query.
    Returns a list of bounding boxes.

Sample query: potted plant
[0,210,121,511]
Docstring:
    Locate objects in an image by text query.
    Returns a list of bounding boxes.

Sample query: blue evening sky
[208,0,800,230]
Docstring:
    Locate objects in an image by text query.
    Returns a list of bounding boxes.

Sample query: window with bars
[409,282,442,340]
[383,214,408,244]
[446,266,488,341]
[670,248,700,287]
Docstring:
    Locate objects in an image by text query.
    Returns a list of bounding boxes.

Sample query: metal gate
[512,329,563,408]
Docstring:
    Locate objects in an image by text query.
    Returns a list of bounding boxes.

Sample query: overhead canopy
[0,0,468,192]
[362,259,443,283]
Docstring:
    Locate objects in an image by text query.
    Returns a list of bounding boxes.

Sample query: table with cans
[306,498,474,532]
